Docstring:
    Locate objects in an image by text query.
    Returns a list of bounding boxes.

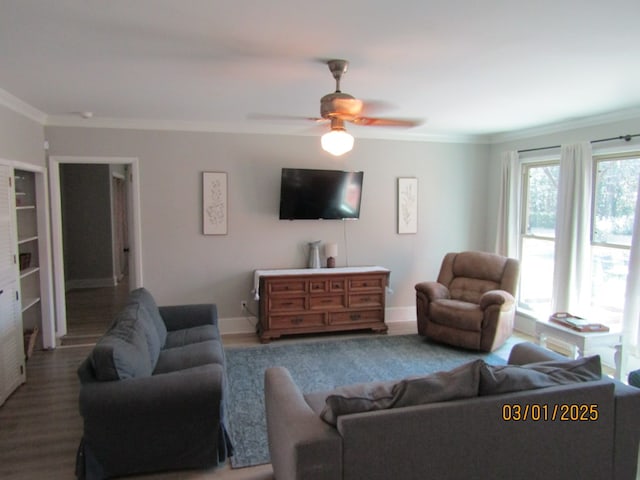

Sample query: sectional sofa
[265,342,640,480]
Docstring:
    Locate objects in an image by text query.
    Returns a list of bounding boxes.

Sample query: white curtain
[622,174,640,364]
[551,142,592,314]
[495,150,521,258]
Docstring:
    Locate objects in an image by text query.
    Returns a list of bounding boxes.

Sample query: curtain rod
[517,133,640,154]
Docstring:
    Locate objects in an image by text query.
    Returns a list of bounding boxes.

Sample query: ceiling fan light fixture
[321,128,354,156]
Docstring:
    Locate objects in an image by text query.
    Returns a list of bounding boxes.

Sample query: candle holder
[325,242,338,268]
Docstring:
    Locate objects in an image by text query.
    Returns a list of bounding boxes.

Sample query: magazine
[549,312,610,332]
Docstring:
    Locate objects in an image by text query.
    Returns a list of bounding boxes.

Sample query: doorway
[49,156,143,342]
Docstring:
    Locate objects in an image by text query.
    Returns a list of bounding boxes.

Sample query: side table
[535,319,622,379]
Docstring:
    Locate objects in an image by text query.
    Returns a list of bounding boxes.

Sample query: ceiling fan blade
[358,100,395,116]
[349,117,423,128]
[248,113,326,123]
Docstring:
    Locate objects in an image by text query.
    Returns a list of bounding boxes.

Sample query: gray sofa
[265,342,640,480]
[76,288,233,480]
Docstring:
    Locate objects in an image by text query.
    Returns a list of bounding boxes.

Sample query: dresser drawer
[268,279,307,295]
[329,279,345,292]
[349,275,386,291]
[270,313,325,329]
[309,295,345,310]
[330,309,383,325]
[269,296,306,311]
[310,279,328,293]
[349,292,384,307]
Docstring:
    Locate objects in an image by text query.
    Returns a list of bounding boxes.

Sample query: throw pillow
[479,355,601,396]
[129,288,168,346]
[319,359,484,426]
[90,305,154,381]
[392,358,483,408]
[320,380,396,426]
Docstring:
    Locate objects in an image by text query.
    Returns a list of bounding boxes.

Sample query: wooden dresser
[255,267,390,343]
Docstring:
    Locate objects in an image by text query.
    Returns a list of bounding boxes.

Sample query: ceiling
[1,0,640,142]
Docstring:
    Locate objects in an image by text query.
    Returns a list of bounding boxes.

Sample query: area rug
[224,334,506,468]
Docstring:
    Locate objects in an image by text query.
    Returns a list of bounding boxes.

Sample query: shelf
[16,205,36,211]
[15,191,27,196]
[20,266,40,279]
[17,235,38,245]
[21,296,41,313]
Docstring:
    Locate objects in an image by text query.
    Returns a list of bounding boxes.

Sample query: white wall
[44,126,491,330]
[0,104,45,165]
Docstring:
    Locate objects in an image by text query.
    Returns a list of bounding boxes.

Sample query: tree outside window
[591,156,640,324]
[519,163,559,315]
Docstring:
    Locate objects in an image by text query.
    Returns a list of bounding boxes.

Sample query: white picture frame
[203,171,228,235]
[397,177,418,234]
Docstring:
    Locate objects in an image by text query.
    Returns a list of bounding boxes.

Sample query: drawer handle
[362,282,368,287]
[333,283,341,288]
[281,301,294,306]
[350,313,361,321]
[321,299,333,304]
[291,317,303,325]
[361,296,371,302]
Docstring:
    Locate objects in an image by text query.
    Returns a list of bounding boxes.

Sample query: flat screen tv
[279,168,364,220]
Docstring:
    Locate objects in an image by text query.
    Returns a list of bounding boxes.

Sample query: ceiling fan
[259,59,423,156]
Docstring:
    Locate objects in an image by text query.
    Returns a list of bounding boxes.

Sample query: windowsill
[516,308,541,321]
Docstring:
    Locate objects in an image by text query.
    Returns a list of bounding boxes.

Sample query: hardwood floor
[62,279,131,345]
[0,285,527,479]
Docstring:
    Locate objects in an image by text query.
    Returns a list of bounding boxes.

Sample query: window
[590,155,640,325]
[518,162,559,315]
[516,152,640,327]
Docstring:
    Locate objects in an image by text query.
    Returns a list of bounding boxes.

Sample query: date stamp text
[502,403,599,422]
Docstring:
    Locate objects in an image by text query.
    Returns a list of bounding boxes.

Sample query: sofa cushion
[319,380,397,426]
[164,324,220,349]
[449,277,500,304]
[154,339,225,374]
[392,358,482,408]
[430,299,483,331]
[90,304,153,381]
[129,287,168,346]
[131,301,162,367]
[479,355,601,395]
[319,359,483,426]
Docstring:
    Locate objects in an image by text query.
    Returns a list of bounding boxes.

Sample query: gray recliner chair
[415,251,520,352]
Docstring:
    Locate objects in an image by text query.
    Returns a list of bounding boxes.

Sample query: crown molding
[4,87,638,146]
[0,88,47,125]
[44,114,483,144]
[488,107,640,144]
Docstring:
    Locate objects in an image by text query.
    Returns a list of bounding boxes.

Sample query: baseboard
[219,316,258,335]
[65,277,116,291]
[385,306,416,323]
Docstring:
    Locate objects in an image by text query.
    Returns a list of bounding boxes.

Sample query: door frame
[49,156,143,338]
[110,171,127,285]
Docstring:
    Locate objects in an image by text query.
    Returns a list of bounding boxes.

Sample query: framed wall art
[203,171,228,235]
[397,177,418,234]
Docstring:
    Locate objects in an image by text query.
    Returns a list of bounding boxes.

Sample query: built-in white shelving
[19,266,40,279]
[14,169,43,352]
[17,235,38,245]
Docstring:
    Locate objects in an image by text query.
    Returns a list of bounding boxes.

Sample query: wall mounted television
[279,168,364,220]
